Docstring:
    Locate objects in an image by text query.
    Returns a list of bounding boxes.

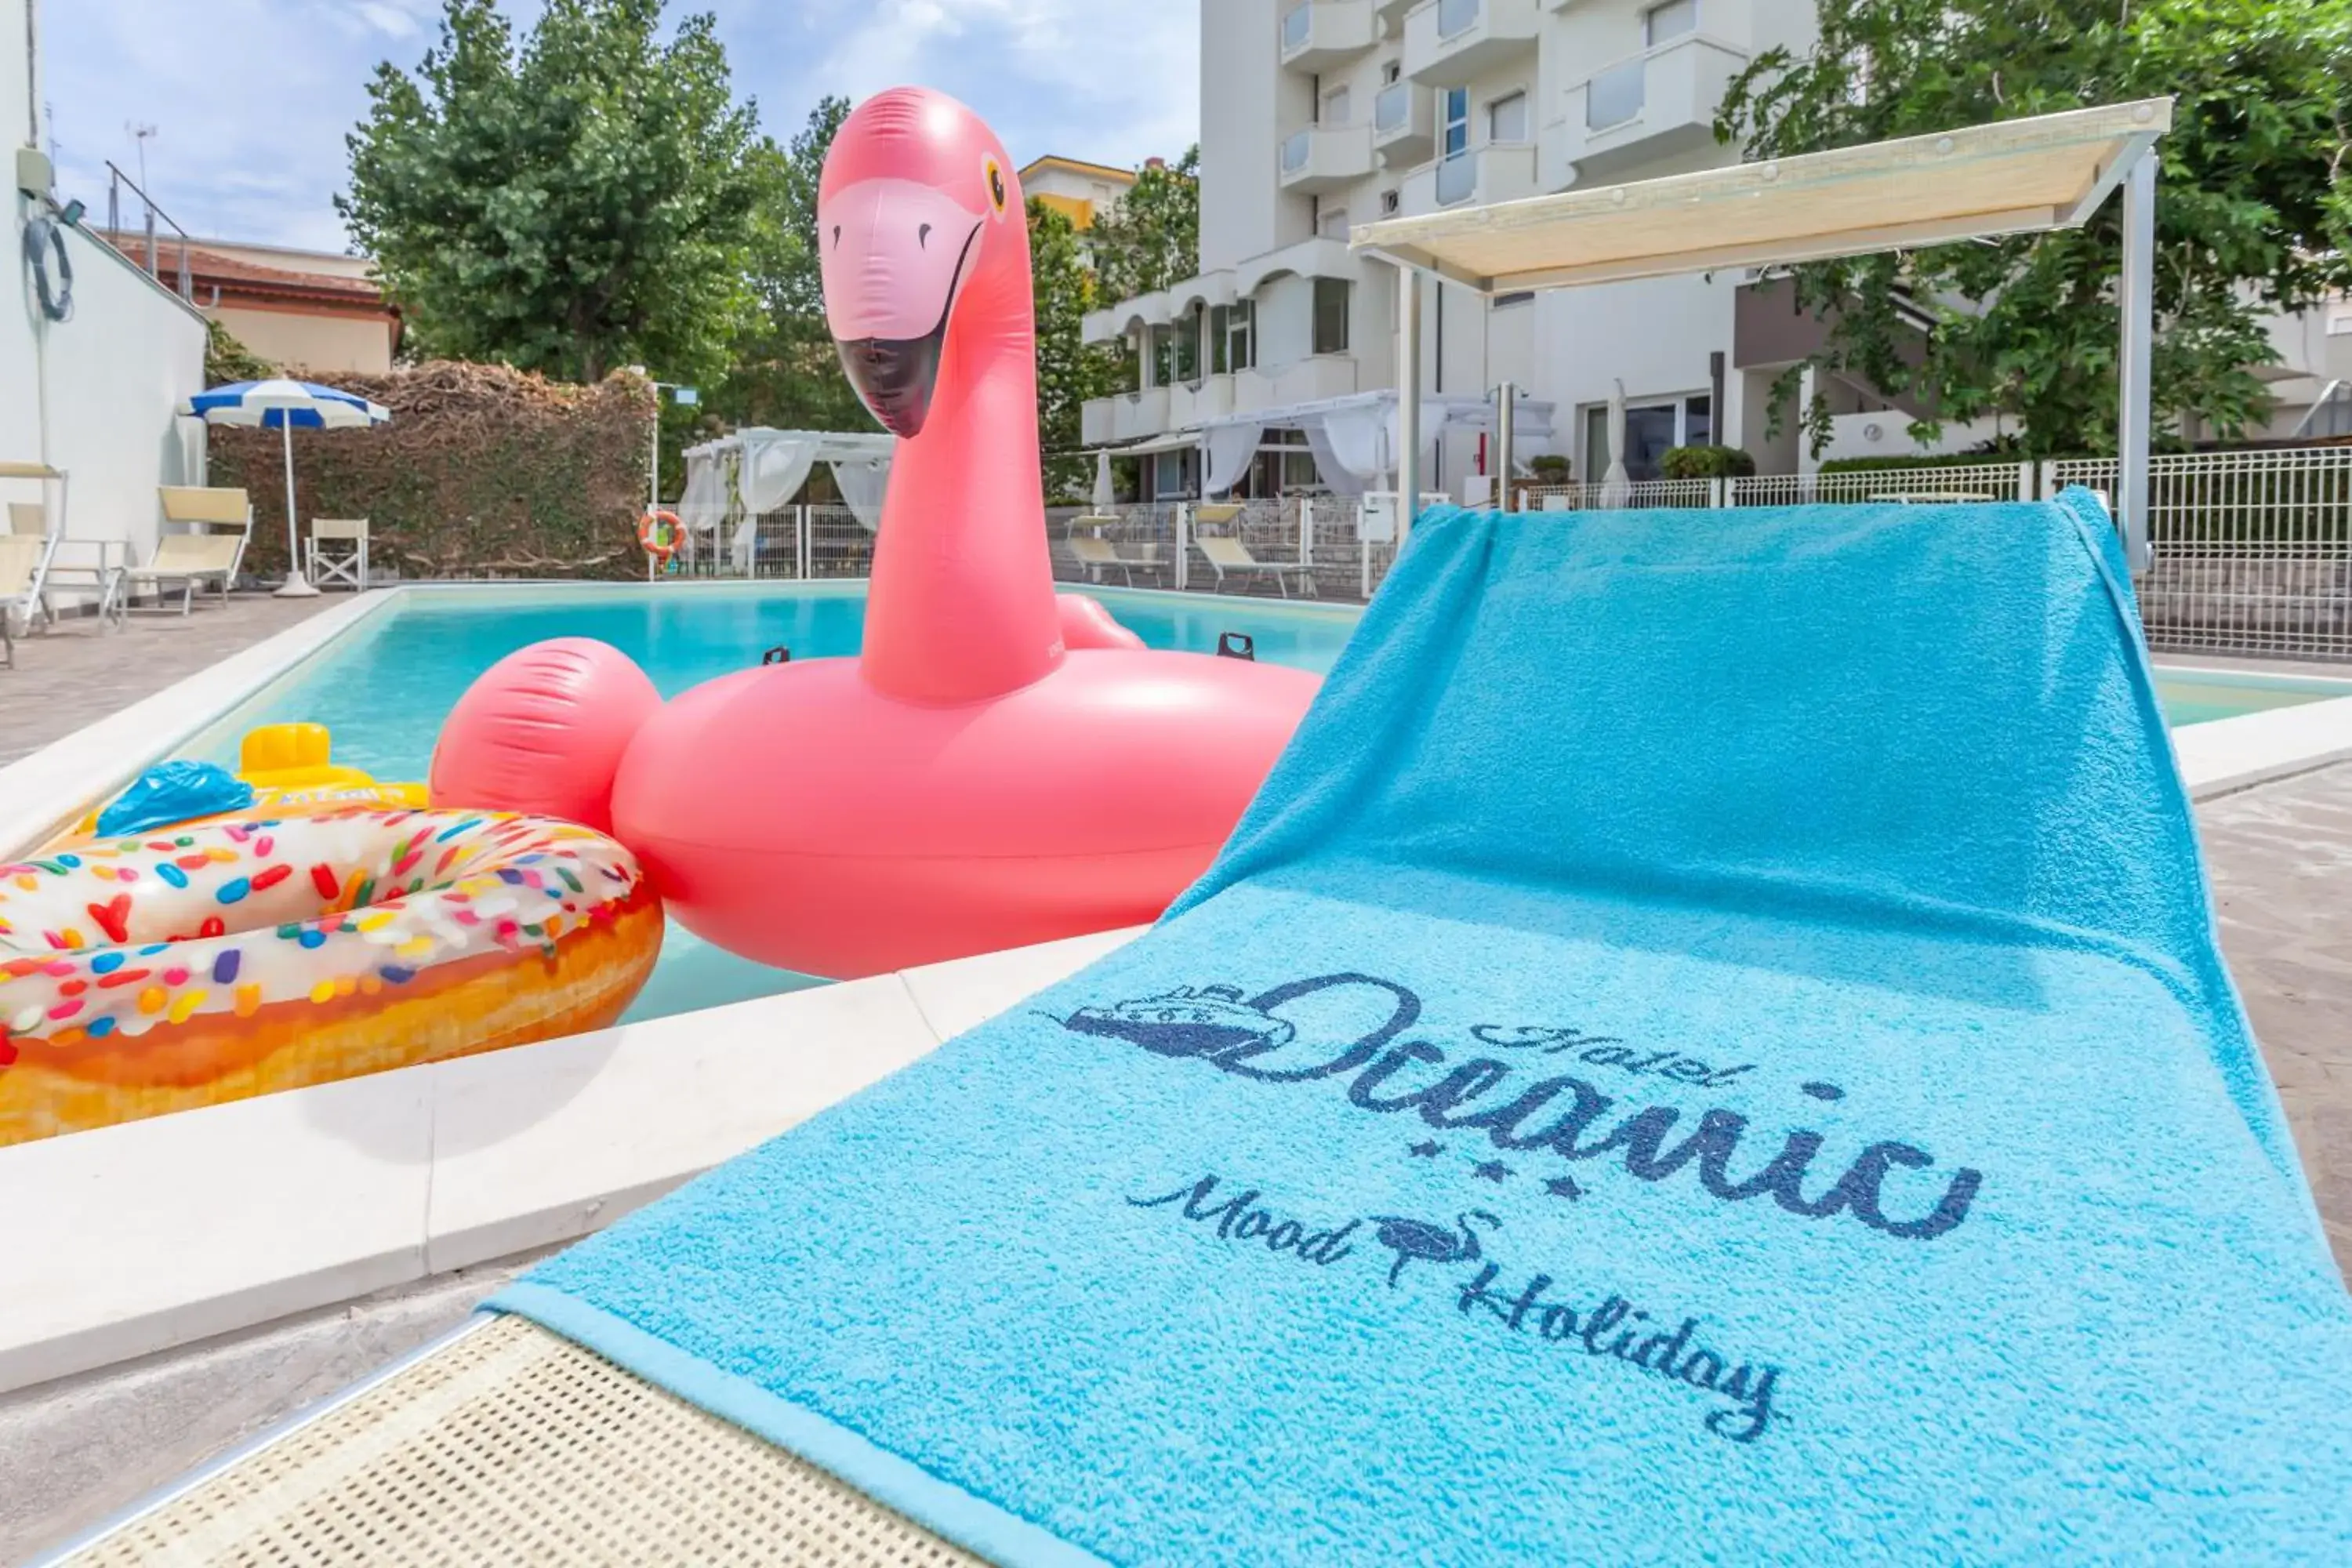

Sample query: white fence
[2045,450,2350,661]
[669,503,877,579]
[670,448,2352,662]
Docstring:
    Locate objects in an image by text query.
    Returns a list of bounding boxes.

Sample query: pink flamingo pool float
[431,88,1319,979]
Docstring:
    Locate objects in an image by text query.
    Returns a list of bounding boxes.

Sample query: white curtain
[678,450,728,534]
[1320,404,1390,480]
[1301,422,1366,499]
[830,456,891,532]
[739,434,821,512]
[735,434,820,572]
[1202,422,1264,496]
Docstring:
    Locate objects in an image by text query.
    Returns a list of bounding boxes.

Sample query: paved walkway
[2201,762,2352,1276]
[3,597,2349,1279]
[0,597,337,766]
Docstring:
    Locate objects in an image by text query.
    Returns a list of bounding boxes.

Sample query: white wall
[2,0,42,470]
[5,0,210,608]
[1200,0,1287,271]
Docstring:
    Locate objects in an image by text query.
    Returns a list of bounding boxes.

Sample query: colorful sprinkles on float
[0,807,660,1145]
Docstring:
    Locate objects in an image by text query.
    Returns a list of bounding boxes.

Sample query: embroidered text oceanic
[1062,974,1982,1240]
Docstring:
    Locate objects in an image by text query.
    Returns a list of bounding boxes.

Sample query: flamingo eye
[983,155,1007,220]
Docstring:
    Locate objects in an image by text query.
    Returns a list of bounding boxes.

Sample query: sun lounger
[0,529,57,640]
[1193,533,1314,597]
[64,492,2352,1563]
[129,487,252,613]
[1067,520,1160,587]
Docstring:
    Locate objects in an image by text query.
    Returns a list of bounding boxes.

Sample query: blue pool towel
[495,492,2352,1563]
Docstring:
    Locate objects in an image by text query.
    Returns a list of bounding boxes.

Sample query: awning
[1093,429,1204,457]
[1348,99,2172,296]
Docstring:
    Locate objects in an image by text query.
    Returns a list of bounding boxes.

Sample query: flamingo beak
[821,176,985,439]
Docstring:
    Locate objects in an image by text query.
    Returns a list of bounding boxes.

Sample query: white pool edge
[0,590,400,856]
[0,922,1145,1397]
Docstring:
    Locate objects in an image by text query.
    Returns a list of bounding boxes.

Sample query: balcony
[1236,355,1360,415]
[1559,34,1749,181]
[1397,143,1539,216]
[1279,125,1376,195]
[1373,80,1435,165]
[1170,374,1237,430]
[1402,0,1540,88]
[1279,0,1375,74]
[1081,387,1173,447]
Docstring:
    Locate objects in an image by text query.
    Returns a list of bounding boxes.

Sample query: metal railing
[679,446,2352,661]
[1730,462,2036,506]
[2046,448,2352,660]
[99,162,195,303]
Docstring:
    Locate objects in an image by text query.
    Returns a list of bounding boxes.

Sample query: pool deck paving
[2,595,2349,1282]
[0,596,339,767]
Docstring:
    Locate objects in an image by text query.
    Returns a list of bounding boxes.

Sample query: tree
[706,96,873,437]
[1091,147,1200,304]
[1716,0,2352,456]
[339,0,767,387]
[204,319,276,385]
[1030,199,1116,500]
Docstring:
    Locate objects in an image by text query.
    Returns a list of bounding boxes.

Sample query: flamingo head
[818,87,1024,438]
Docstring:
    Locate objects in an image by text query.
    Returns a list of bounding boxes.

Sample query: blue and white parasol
[180,379,391,597]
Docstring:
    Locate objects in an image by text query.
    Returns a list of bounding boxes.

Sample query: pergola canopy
[1348,99,2172,297]
[1349,100,2171,570]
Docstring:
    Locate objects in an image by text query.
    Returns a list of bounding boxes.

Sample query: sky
[37,0,1200,253]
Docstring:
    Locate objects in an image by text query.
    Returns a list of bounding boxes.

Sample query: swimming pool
[172,583,2350,1022]
[178,586,1363,1022]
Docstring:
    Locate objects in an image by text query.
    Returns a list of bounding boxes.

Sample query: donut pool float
[0,808,662,1145]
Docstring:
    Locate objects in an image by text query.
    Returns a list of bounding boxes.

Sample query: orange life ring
[637,509,682,564]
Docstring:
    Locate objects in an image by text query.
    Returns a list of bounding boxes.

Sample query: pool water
[180,586,1363,1022]
[176,585,2349,1022]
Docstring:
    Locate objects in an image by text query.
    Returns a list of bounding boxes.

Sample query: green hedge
[1817,452,2046,474]
[1661,445,1755,480]
[208,361,654,582]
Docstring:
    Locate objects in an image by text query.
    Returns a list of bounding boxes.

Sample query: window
[1318,205,1350,241]
[1226,299,1256,371]
[1583,392,1714,481]
[1248,430,1320,497]
[1494,291,1534,310]
[1312,277,1351,354]
[1442,87,1469,158]
[1174,304,1202,383]
[1382,60,1402,85]
[1683,393,1713,446]
[1486,90,1528,144]
[1644,0,1697,46]
[1152,448,1197,500]
[1210,305,1230,374]
[1381,189,1400,216]
[1323,85,1352,126]
[1149,324,1175,387]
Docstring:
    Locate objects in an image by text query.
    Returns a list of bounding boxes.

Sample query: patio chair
[0,532,49,653]
[1,517,61,634]
[8,500,128,628]
[1069,534,1139,586]
[307,517,370,591]
[129,486,252,614]
[1194,534,1316,598]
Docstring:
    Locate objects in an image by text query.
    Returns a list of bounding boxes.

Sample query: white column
[1396,267,1421,541]
[2117,151,2157,575]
